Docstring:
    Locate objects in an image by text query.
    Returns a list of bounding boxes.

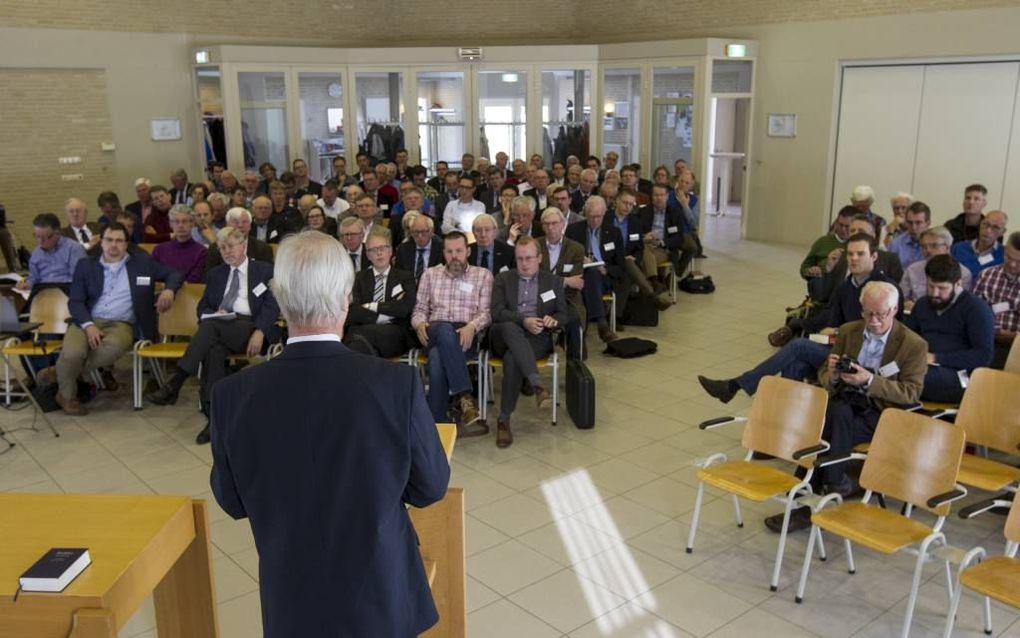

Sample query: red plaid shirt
[411,264,493,332]
[974,264,1020,333]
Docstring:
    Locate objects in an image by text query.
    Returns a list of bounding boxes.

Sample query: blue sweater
[905,291,994,372]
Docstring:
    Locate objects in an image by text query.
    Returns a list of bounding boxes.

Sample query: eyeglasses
[920,242,946,250]
[410,229,433,236]
[340,232,362,239]
[862,308,894,321]
[365,245,390,254]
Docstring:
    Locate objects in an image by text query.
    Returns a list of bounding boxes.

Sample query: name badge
[135,276,151,286]
[992,301,1011,314]
[629,233,640,241]
[540,290,556,302]
[958,369,970,388]
[457,281,473,293]
[603,242,615,251]
[878,361,900,378]
[269,229,278,240]
[380,204,389,211]
[562,264,574,273]
[499,265,510,273]
[391,283,403,297]
[667,226,679,234]
[253,282,267,297]
[977,252,995,265]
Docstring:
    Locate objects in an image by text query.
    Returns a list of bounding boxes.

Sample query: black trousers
[345,323,409,359]
[490,322,553,420]
[819,398,881,485]
[178,317,255,411]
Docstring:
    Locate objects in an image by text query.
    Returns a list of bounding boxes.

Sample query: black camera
[834,356,857,374]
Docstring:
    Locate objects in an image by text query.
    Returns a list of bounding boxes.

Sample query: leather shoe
[457,421,489,438]
[698,375,738,404]
[597,325,618,343]
[533,385,552,410]
[496,418,513,448]
[458,394,481,426]
[520,381,535,396]
[55,392,86,416]
[195,423,211,445]
[100,369,119,392]
[764,507,812,534]
[145,385,179,406]
[768,326,794,347]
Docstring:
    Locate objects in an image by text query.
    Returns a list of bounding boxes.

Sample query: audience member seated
[848,185,887,236]
[39,223,183,415]
[608,189,670,305]
[96,190,123,226]
[338,217,371,272]
[951,209,1007,276]
[901,226,973,309]
[61,197,101,251]
[903,254,994,403]
[147,227,277,443]
[352,194,385,238]
[16,213,87,300]
[391,186,432,243]
[316,179,349,221]
[205,208,274,272]
[191,201,217,247]
[168,168,193,206]
[207,192,229,229]
[228,186,247,209]
[809,212,903,310]
[765,281,926,532]
[703,234,900,402]
[492,185,519,238]
[566,196,639,327]
[411,231,492,436]
[800,206,854,282]
[881,192,914,248]
[974,230,1020,369]
[426,160,448,192]
[476,166,505,213]
[469,214,513,275]
[343,229,415,358]
[489,236,568,448]
[125,177,152,243]
[330,155,357,189]
[291,158,321,199]
[945,183,988,243]
[550,185,583,226]
[151,205,207,283]
[241,171,260,207]
[219,170,239,195]
[638,184,692,283]
[142,186,173,243]
[459,153,481,182]
[304,206,331,234]
[396,214,443,282]
[887,201,930,269]
[506,196,543,245]
[441,175,485,235]
[672,170,705,258]
[564,164,582,195]
[432,171,462,217]
[256,162,276,193]
[569,169,599,212]
[268,181,303,230]
[620,166,650,206]
[537,208,589,355]
[367,164,399,213]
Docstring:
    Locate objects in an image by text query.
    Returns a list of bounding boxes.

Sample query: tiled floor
[3,218,1018,637]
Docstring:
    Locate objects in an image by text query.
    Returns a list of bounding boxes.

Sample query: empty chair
[131,283,204,408]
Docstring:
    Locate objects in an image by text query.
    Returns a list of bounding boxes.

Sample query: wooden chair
[270,243,279,258]
[137,243,156,254]
[131,284,204,409]
[951,368,1020,520]
[795,409,967,638]
[481,347,560,425]
[687,376,831,592]
[1004,334,1020,375]
[2,288,71,405]
[943,495,1020,637]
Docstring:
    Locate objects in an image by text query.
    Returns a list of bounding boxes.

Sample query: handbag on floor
[679,274,715,294]
[604,337,657,358]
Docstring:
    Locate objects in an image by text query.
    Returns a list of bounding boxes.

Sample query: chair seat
[921,400,958,412]
[960,556,1020,609]
[136,343,189,359]
[958,453,1020,492]
[696,460,801,502]
[487,356,553,370]
[811,502,933,554]
[3,342,62,357]
[852,442,871,454]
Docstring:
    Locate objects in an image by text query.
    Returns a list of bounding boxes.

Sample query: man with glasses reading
[344,229,416,358]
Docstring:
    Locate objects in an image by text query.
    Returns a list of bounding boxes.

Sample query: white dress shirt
[287,333,342,344]
[441,199,485,234]
[226,260,252,316]
[317,197,350,219]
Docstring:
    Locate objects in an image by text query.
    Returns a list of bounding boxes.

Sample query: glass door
[297,71,345,183]
[416,71,466,172]
[237,71,289,171]
[355,71,405,164]
[651,66,696,175]
[477,70,528,163]
[541,69,591,167]
[196,66,226,172]
[600,67,641,167]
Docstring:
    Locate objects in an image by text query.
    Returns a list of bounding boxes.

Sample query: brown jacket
[819,319,927,410]
[538,236,585,325]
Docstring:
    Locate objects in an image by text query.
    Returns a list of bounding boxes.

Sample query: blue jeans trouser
[426,322,476,421]
[736,338,830,395]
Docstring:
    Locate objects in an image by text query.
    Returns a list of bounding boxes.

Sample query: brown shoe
[100,369,119,392]
[534,385,552,410]
[496,418,513,448]
[457,421,490,438]
[36,366,57,386]
[55,392,86,415]
[597,325,618,343]
[768,326,793,348]
[458,394,481,427]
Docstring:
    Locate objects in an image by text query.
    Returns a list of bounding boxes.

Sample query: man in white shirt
[441,175,485,234]
[316,179,350,220]
[62,197,100,250]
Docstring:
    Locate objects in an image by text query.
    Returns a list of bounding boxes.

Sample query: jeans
[425,322,476,421]
[735,338,830,395]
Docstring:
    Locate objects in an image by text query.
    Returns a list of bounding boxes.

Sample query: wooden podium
[0,493,216,638]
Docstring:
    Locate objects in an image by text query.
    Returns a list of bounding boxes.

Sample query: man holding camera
[768,281,927,532]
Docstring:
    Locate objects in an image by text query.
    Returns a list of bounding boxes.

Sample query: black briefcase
[566,359,596,429]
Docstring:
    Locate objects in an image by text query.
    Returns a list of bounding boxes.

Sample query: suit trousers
[425,322,476,422]
[581,269,608,324]
[677,232,699,277]
[177,317,255,411]
[623,256,656,297]
[56,320,134,400]
[736,339,830,395]
[490,322,553,420]
[920,365,966,404]
[345,323,408,359]
[642,245,676,278]
[819,398,881,486]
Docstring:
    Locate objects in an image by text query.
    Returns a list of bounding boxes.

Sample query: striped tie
[373,273,385,303]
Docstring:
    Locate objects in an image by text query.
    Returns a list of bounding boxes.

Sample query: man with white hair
[339,217,371,271]
[882,192,914,248]
[396,214,442,280]
[148,227,278,443]
[469,213,513,275]
[241,170,260,207]
[523,169,552,212]
[205,207,274,272]
[506,196,543,245]
[569,168,599,213]
[849,184,886,236]
[125,177,152,239]
[207,192,230,229]
[765,280,927,532]
[169,169,193,205]
[60,197,101,250]
[209,230,449,637]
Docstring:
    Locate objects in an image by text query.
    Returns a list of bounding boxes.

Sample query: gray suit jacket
[491,270,570,328]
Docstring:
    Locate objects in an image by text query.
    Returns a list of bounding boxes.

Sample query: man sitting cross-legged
[146,227,279,444]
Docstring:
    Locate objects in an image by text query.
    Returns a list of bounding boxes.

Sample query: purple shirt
[152,238,207,283]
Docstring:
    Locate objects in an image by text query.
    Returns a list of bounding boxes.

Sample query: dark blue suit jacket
[69,252,184,341]
[210,340,450,638]
[200,259,279,335]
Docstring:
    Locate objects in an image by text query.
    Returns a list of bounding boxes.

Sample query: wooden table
[0,494,217,638]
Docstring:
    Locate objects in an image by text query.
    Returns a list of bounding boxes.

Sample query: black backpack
[679,274,715,294]
[604,337,657,358]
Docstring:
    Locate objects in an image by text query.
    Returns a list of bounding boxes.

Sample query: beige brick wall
[0,69,116,245]
[1,0,1017,44]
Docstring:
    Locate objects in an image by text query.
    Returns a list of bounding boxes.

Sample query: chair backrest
[1005,493,1020,545]
[742,376,829,468]
[859,409,965,516]
[954,367,1020,456]
[1004,334,1020,375]
[28,288,72,335]
[137,243,156,254]
[157,283,204,338]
